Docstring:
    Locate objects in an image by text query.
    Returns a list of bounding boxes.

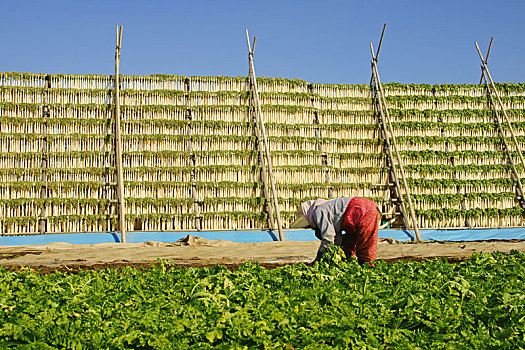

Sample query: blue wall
[0,228,523,246]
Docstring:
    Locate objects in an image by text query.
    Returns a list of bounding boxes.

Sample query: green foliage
[0,252,522,348]
[416,207,524,219]
[407,178,518,189]
[3,86,524,108]
[397,135,519,146]
[2,72,525,230]
[317,245,347,267]
[385,95,525,106]
[404,163,522,174]
[410,192,516,205]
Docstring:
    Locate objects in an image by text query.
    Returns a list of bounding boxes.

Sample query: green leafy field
[0,250,523,349]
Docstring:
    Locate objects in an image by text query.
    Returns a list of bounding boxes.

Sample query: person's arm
[313,209,337,261]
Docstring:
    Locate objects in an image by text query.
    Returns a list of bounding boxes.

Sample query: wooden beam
[475,42,525,173]
[38,75,52,234]
[476,41,525,208]
[246,29,285,241]
[480,69,525,204]
[114,25,127,243]
[375,23,387,60]
[370,40,422,242]
[369,23,387,86]
[245,31,276,232]
[479,37,493,84]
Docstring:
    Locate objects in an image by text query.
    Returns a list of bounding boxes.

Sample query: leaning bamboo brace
[291,197,380,265]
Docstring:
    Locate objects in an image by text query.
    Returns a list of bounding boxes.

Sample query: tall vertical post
[308,84,333,198]
[475,42,525,174]
[38,75,52,234]
[475,41,525,208]
[248,67,277,232]
[184,77,202,231]
[370,24,421,241]
[480,69,525,207]
[246,29,284,241]
[114,25,127,242]
[431,87,471,228]
[479,37,493,84]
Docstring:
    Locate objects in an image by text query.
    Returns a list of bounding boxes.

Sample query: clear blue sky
[0,0,523,84]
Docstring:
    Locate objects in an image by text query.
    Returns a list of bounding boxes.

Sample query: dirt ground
[0,235,524,272]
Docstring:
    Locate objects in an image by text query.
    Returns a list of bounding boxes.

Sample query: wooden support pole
[369,23,387,86]
[114,25,127,243]
[375,23,387,59]
[479,37,493,84]
[244,33,276,232]
[475,42,525,174]
[307,84,333,198]
[431,88,471,228]
[249,69,277,232]
[246,29,284,241]
[38,75,52,234]
[370,71,410,230]
[370,41,422,242]
[184,77,202,231]
[479,69,525,204]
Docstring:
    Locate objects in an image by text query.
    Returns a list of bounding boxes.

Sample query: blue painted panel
[0,232,121,246]
[0,228,523,246]
[420,228,525,241]
[126,230,279,243]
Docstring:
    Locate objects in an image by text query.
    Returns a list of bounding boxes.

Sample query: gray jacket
[312,197,352,259]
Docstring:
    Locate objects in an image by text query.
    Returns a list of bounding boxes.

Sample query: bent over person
[291,197,380,265]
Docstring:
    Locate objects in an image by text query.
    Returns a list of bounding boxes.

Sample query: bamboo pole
[114,25,127,242]
[370,41,422,241]
[475,42,525,174]
[245,34,277,232]
[475,39,525,213]
[368,25,409,229]
[369,23,387,87]
[38,75,52,234]
[308,84,333,197]
[431,88,471,228]
[370,78,409,229]
[479,37,493,85]
[250,96,277,232]
[479,68,525,203]
[184,77,202,231]
[246,29,284,240]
